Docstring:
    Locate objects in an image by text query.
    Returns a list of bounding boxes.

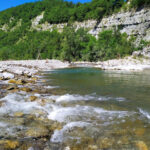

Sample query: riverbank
[72,56,150,71]
[0,56,150,75]
[0,60,70,150]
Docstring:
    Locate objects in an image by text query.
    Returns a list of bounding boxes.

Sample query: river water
[0,67,150,149]
[44,67,150,149]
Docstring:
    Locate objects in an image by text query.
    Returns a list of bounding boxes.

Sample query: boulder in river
[30,96,38,102]
[0,72,14,80]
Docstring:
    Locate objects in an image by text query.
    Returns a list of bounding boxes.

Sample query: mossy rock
[0,140,19,150]
[9,79,27,85]
[30,96,38,102]
[134,128,145,136]
[20,87,32,92]
[8,79,17,84]
[135,141,148,150]
[25,126,50,138]
[14,112,24,117]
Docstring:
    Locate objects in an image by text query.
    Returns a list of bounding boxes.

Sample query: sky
[0,0,91,11]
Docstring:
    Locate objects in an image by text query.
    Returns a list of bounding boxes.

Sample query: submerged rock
[31,77,38,81]
[14,112,24,117]
[134,128,145,136]
[136,141,148,150]
[49,121,63,131]
[99,137,114,149]
[20,87,32,92]
[0,100,6,107]
[7,85,18,91]
[30,96,38,102]
[38,99,47,106]
[25,126,50,138]
[0,140,19,150]
[8,79,17,84]
[88,145,98,150]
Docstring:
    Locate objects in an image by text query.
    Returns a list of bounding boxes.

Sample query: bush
[130,0,150,8]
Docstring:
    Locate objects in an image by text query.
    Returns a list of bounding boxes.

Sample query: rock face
[91,8,150,41]
[32,8,150,42]
[132,46,150,58]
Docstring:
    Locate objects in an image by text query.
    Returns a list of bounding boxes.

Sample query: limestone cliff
[31,7,150,58]
[32,8,150,42]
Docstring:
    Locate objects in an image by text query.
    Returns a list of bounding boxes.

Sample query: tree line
[0,26,136,61]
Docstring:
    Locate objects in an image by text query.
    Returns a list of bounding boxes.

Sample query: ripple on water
[51,121,91,143]
[48,93,126,103]
[139,108,150,120]
[48,104,131,124]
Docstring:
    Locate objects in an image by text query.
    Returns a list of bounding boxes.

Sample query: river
[44,67,150,149]
[0,67,150,149]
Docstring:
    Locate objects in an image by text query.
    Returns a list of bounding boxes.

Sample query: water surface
[1,67,150,149]
[44,67,150,149]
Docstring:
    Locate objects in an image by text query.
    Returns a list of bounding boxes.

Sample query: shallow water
[0,67,150,149]
[44,68,150,149]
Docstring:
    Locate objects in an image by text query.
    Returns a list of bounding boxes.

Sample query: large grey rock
[0,72,15,80]
[141,46,150,58]
[132,46,150,58]
[132,51,142,57]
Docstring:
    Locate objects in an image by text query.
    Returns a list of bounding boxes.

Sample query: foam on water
[0,93,42,115]
[0,92,128,125]
[139,108,150,120]
[0,122,8,127]
[51,121,91,143]
[44,85,59,89]
[49,94,126,103]
[48,105,129,123]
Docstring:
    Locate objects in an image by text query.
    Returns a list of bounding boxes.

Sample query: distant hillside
[0,0,149,61]
[0,0,149,29]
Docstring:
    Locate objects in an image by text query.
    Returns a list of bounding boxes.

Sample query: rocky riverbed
[0,60,70,150]
[0,58,150,150]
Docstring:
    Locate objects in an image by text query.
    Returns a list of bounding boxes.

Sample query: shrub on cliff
[130,0,150,8]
